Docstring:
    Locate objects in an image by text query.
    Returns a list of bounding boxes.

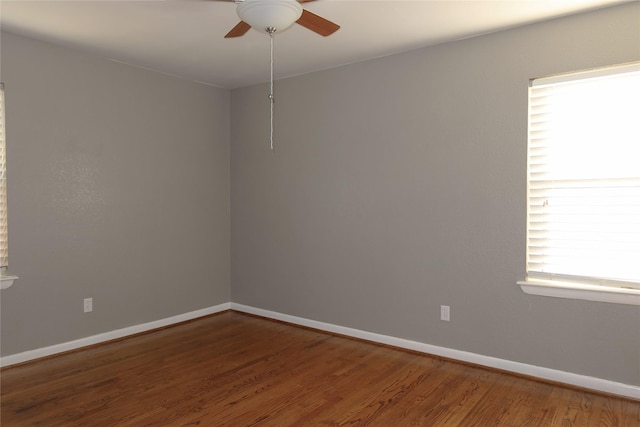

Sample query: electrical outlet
[84,298,93,313]
[440,305,450,321]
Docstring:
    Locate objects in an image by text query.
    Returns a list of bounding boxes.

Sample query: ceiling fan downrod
[268,27,276,151]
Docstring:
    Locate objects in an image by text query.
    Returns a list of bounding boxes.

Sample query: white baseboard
[0,303,231,368]
[3,301,637,400]
[230,303,640,400]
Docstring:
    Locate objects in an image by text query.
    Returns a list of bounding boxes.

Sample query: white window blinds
[526,63,640,289]
[0,84,8,269]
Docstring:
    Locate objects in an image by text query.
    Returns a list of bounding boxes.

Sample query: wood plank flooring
[1,311,638,426]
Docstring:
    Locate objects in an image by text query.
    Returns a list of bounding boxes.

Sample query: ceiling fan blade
[224,21,251,38]
[297,9,340,36]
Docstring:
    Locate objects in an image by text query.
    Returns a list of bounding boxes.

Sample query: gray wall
[1,3,638,387]
[1,32,230,355]
[231,3,640,385]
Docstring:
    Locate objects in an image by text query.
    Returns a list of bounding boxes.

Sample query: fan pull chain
[268,28,275,151]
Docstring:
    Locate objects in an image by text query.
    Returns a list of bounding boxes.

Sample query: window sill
[517,279,640,306]
[0,274,18,290]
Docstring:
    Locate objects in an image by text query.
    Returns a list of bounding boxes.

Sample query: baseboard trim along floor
[2,301,638,400]
[0,303,231,368]
[230,303,640,401]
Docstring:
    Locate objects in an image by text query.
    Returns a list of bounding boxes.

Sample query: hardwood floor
[1,311,638,426]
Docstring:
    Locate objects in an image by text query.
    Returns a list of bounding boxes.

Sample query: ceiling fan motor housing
[237,0,303,33]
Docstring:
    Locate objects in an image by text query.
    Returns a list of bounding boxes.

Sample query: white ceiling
[0,0,630,89]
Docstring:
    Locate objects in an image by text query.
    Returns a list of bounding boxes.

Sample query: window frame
[1,82,8,270]
[0,82,18,290]
[518,63,640,306]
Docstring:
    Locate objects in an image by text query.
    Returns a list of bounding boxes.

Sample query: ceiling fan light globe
[236,0,303,33]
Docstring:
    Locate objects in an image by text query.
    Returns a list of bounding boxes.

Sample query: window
[519,63,640,305]
[0,83,17,290]
[0,83,7,270]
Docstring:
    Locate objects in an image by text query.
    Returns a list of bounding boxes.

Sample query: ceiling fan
[216,0,340,38]
[213,0,340,151]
